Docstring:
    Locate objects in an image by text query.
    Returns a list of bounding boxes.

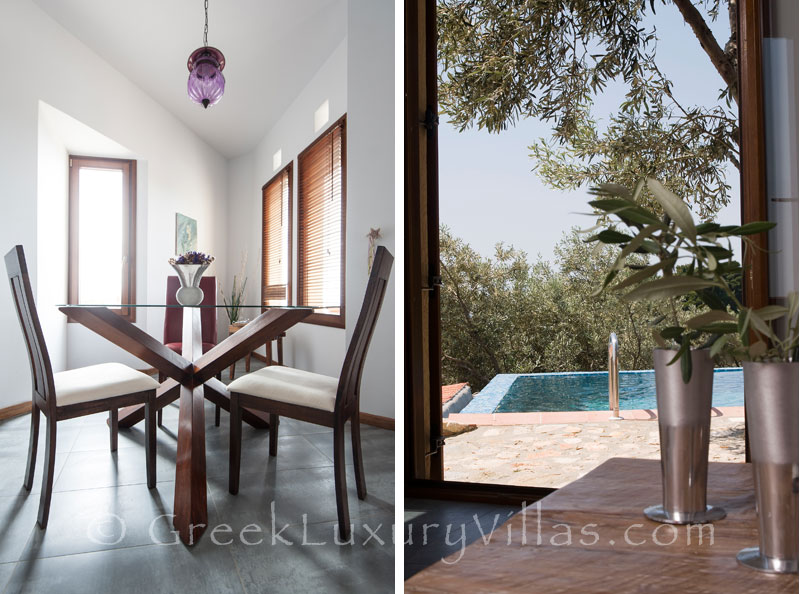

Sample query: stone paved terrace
[443,415,745,488]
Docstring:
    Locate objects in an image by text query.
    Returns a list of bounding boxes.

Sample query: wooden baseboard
[360,412,394,430]
[0,401,31,421]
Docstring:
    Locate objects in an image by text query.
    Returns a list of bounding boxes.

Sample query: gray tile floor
[404,498,518,580]
[0,361,394,594]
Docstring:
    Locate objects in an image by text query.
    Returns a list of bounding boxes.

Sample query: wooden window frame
[296,115,347,329]
[68,155,137,323]
[404,0,772,498]
[261,163,294,308]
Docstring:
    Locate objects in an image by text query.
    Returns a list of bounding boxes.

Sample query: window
[68,156,136,322]
[262,163,292,306]
[297,115,346,328]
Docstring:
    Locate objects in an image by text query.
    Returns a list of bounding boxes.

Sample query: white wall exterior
[0,0,229,408]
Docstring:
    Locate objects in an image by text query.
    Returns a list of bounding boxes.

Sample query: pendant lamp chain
[203,0,209,47]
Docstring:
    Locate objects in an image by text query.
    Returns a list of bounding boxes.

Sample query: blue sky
[438,6,740,263]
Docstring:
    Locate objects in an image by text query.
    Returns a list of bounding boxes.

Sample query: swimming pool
[460,369,744,414]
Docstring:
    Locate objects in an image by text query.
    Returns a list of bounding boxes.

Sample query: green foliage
[220,275,247,324]
[677,266,741,312]
[589,179,798,372]
[439,226,706,391]
[437,0,739,218]
[220,251,248,325]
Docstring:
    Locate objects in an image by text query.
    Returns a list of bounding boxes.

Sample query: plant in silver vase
[169,251,215,306]
[713,288,798,573]
[734,322,798,574]
[588,178,777,527]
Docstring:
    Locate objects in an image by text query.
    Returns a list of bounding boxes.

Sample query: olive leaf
[730,221,777,235]
[686,310,735,329]
[611,257,677,291]
[621,277,720,302]
[753,305,789,321]
[710,334,729,359]
[647,178,697,242]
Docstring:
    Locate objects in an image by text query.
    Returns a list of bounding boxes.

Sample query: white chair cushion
[227,366,339,412]
[54,362,159,407]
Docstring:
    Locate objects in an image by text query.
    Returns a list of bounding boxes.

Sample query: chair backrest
[163,275,218,346]
[4,246,56,413]
[335,246,394,415]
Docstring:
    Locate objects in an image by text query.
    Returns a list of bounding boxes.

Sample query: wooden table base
[174,382,207,544]
[60,304,312,545]
[173,307,207,544]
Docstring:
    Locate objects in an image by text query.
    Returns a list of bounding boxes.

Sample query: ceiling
[33,0,348,158]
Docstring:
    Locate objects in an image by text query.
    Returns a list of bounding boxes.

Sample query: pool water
[488,369,744,413]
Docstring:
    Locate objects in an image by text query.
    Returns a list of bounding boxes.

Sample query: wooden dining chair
[4,245,159,528]
[227,246,393,540]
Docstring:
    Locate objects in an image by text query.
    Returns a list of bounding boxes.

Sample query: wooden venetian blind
[262,163,292,306]
[297,115,346,327]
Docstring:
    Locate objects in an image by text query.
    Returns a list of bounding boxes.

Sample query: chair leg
[37,418,57,529]
[229,393,242,495]
[229,363,235,381]
[109,408,118,452]
[215,404,221,427]
[245,353,251,373]
[277,336,283,366]
[157,407,163,428]
[333,420,351,541]
[269,414,279,457]
[266,342,273,366]
[144,392,156,489]
[23,404,40,491]
[351,415,367,500]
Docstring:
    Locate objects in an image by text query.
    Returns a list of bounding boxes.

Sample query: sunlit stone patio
[443,416,745,488]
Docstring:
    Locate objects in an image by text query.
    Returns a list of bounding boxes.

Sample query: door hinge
[422,275,442,291]
[421,106,439,132]
[426,435,446,457]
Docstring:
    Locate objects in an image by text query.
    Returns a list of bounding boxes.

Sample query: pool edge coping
[448,405,745,426]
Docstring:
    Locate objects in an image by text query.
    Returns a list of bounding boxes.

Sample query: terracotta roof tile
[442,382,469,403]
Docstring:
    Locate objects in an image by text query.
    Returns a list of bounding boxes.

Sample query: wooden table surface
[405,458,798,593]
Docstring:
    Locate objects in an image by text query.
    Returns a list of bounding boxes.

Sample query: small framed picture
[175,213,197,254]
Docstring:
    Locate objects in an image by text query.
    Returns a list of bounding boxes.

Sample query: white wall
[226,40,349,381]
[346,0,395,418]
[36,106,70,373]
[0,0,229,407]
[226,3,396,419]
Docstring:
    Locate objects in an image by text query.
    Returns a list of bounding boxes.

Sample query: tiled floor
[404,498,518,580]
[0,361,394,594]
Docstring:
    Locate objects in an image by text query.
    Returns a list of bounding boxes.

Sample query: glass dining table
[58,303,314,545]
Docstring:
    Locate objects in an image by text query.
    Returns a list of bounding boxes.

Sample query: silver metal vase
[171,263,210,306]
[644,348,726,524]
[737,361,799,574]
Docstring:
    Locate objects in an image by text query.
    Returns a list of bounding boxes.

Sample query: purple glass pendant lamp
[187,0,226,109]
